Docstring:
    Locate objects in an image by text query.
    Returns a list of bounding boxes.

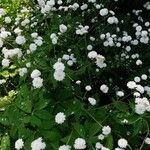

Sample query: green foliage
[0,0,150,149]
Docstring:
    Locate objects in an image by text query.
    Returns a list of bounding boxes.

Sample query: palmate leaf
[18,125,34,139]
[132,119,142,137]
[73,123,86,137]
[40,129,61,142]
[30,115,42,127]
[87,123,102,137]
[114,101,129,112]
[15,84,32,113]
[23,134,34,150]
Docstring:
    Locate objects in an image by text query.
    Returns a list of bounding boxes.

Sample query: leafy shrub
[0,0,150,149]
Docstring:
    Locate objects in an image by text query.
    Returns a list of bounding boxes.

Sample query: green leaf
[106,135,113,150]
[88,123,102,137]
[73,123,86,137]
[18,126,34,139]
[41,130,61,142]
[24,134,34,150]
[34,99,49,110]
[30,115,42,127]
[132,119,142,136]
[114,101,129,112]
[34,110,52,120]
[16,85,32,113]
[127,114,141,124]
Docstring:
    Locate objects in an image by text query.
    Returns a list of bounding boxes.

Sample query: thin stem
[128,144,133,150]
[66,130,73,145]
[66,73,74,81]
[118,92,134,102]
[82,108,103,127]
[139,120,149,150]
[83,91,87,100]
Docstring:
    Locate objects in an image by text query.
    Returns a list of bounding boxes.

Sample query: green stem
[82,108,103,127]
[139,120,149,150]
[66,130,73,145]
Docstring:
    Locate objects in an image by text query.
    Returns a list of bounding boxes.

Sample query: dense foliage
[0,0,150,149]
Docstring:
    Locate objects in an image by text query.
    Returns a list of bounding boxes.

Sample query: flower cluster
[0,0,150,149]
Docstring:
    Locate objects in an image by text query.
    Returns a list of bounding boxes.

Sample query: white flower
[88,97,96,106]
[101,146,110,150]
[72,3,79,10]
[32,77,43,88]
[134,77,141,83]
[1,30,10,38]
[29,43,37,52]
[107,17,114,24]
[16,35,26,45]
[18,68,28,76]
[31,32,38,38]
[102,126,111,135]
[0,79,6,84]
[31,137,46,150]
[0,38,3,47]
[21,19,30,26]
[53,62,65,71]
[62,54,70,60]
[15,139,24,150]
[47,0,55,6]
[100,84,109,93]
[95,142,102,149]
[127,81,136,89]
[50,33,57,39]
[135,104,146,115]
[136,59,142,65]
[34,39,43,46]
[88,51,97,59]
[2,58,10,67]
[26,62,31,68]
[116,91,124,97]
[81,4,88,10]
[57,0,63,5]
[76,25,89,35]
[67,60,73,66]
[134,92,141,97]
[74,138,86,149]
[54,70,65,81]
[59,24,67,33]
[31,70,41,78]
[58,145,71,150]
[118,138,128,148]
[87,45,93,51]
[136,85,144,94]
[0,8,6,16]
[37,0,45,7]
[99,8,108,16]
[100,34,105,40]
[145,137,150,144]
[5,16,11,23]
[55,112,66,124]
[121,119,128,124]
[141,74,147,80]
[115,148,124,150]
[98,134,105,140]
[144,86,150,96]
[85,85,92,91]
[95,55,106,68]
[52,38,58,44]
[76,80,81,84]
